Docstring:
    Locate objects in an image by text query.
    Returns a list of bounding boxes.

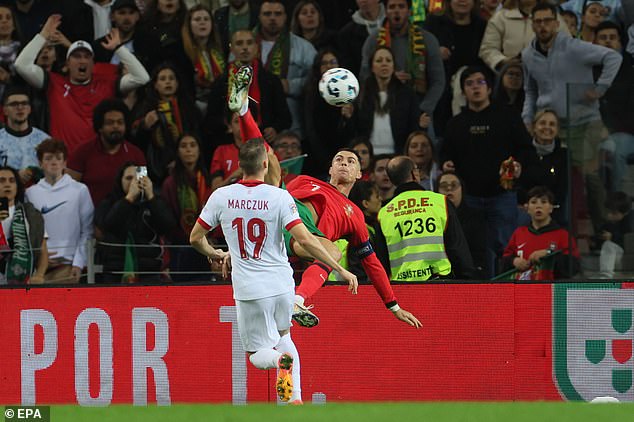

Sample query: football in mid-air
[318,68,359,107]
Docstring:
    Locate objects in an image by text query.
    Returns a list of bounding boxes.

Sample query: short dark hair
[370,153,394,173]
[460,66,492,92]
[273,130,301,146]
[239,138,267,175]
[348,180,379,210]
[92,98,129,133]
[385,0,412,8]
[259,0,286,13]
[436,171,466,193]
[0,166,25,203]
[595,20,623,38]
[36,138,68,161]
[334,147,362,163]
[531,3,558,18]
[2,85,30,105]
[527,186,555,204]
[605,191,632,214]
[560,10,578,24]
[386,156,415,186]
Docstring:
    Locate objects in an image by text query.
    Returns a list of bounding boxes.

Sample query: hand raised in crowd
[442,160,455,173]
[139,175,154,200]
[513,256,531,271]
[262,127,277,143]
[126,175,142,202]
[341,103,354,119]
[40,14,62,40]
[144,110,159,129]
[101,28,122,51]
[394,70,412,83]
[49,30,71,48]
[393,308,422,328]
[419,112,431,129]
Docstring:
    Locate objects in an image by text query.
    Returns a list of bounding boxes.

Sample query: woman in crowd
[133,62,201,185]
[95,162,176,283]
[0,166,47,284]
[290,0,336,51]
[492,59,524,112]
[181,4,225,114]
[578,1,606,42]
[355,46,421,155]
[404,130,440,191]
[350,137,374,181]
[0,5,23,101]
[161,134,213,281]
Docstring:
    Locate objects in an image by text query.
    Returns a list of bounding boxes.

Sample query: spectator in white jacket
[26,139,94,283]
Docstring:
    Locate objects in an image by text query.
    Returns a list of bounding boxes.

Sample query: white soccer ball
[318,67,359,107]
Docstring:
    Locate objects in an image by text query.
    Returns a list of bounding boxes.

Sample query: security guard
[378,156,476,281]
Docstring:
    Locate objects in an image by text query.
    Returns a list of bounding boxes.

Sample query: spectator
[492,59,524,112]
[59,0,113,41]
[560,0,623,29]
[356,46,423,155]
[479,0,570,73]
[598,191,633,279]
[26,139,93,284]
[561,10,579,37]
[302,48,354,177]
[132,62,202,185]
[15,15,150,157]
[593,21,634,192]
[0,165,47,285]
[0,86,49,185]
[13,0,60,41]
[272,129,304,183]
[209,111,244,190]
[0,5,23,101]
[92,0,143,65]
[521,3,622,234]
[161,133,213,281]
[502,186,580,280]
[378,155,476,280]
[255,0,317,135]
[360,0,445,130]
[404,130,440,191]
[290,0,336,51]
[349,136,374,181]
[370,153,395,203]
[95,161,176,283]
[182,4,225,115]
[440,66,531,276]
[517,109,568,224]
[213,0,259,57]
[204,29,291,155]
[578,1,606,42]
[437,171,489,278]
[30,41,64,132]
[480,0,501,21]
[67,98,146,206]
[337,0,385,77]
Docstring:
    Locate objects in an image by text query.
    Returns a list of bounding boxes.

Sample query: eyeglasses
[320,59,338,66]
[464,79,487,87]
[439,182,461,191]
[532,17,556,25]
[5,101,30,108]
[275,142,300,150]
[596,33,619,42]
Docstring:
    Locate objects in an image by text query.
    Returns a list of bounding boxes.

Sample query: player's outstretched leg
[228,65,253,113]
[276,333,302,404]
[276,353,294,402]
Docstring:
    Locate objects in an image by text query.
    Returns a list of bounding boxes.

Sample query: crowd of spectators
[0,0,632,283]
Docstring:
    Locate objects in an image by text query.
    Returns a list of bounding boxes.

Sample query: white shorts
[236,291,293,353]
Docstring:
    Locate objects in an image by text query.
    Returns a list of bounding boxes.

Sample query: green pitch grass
[51,402,634,422]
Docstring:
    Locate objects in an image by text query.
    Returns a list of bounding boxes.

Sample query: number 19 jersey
[197,180,302,301]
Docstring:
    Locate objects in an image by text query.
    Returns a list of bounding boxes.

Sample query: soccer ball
[318,68,359,107]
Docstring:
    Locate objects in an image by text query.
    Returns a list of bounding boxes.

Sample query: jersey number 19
[232,217,267,260]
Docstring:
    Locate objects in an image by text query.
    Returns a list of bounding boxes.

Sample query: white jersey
[197,180,301,301]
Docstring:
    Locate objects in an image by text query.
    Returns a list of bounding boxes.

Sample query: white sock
[249,348,282,370]
[276,333,301,401]
[239,100,249,116]
[294,294,305,307]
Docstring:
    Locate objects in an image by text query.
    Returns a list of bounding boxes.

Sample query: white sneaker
[228,65,253,112]
[292,302,319,328]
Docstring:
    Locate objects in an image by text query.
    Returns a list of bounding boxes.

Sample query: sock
[296,262,333,301]
[249,348,282,370]
[239,108,262,141]
[294,294,305,307]
[276,333,301,402]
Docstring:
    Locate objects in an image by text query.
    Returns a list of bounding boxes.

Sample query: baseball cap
[111,0,140,13]
[66,40,94,59]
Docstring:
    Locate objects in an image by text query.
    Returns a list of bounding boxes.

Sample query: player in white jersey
[190,139,358,403]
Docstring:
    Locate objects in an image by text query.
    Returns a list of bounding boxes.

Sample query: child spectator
[599,192,634,279]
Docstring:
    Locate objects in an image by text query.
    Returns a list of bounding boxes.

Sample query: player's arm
[189,220,229,262]
[289,222,358,294]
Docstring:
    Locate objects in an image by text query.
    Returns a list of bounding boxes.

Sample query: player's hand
[340,269,358,294]
[393,308,422,328]
[221,253,231,279]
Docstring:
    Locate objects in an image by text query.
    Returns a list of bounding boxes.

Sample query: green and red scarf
[177,171,209,235]
[195,48,226,84]
[155,98,184,148]
[254,25,290,79]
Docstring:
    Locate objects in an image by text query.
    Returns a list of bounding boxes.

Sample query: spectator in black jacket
[440,66,531,276]
[95,161,176,283]
[92,0,144,65]
[290,0,337,51]
[213,0,259,57]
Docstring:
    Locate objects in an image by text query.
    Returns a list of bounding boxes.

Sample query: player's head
[386,155,417,186]
[239,138,268,176]
[329,148,362,184]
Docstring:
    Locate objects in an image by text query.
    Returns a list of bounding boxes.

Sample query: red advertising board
[0,283,632,404]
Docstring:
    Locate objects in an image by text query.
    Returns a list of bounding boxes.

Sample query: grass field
[49,402,634,422]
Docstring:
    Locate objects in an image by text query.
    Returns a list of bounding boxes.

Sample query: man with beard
[66,98,146,206]
[92,0,145,65]
[15,14,150,158]
[214,0,259,57]
[0,86,49,185]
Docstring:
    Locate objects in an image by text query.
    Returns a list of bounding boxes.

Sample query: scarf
[177,171,208,235]
[122,231,139,283]
[255,26,291,79]
[195,48,226,84]
[410,0,427,23]
[6,205,33,284]
[155,98,184,148]
[227,60,262,124]
[532,138,556,156]
[377,22,428,95]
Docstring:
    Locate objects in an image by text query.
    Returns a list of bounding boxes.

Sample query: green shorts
[284,198,325,257]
